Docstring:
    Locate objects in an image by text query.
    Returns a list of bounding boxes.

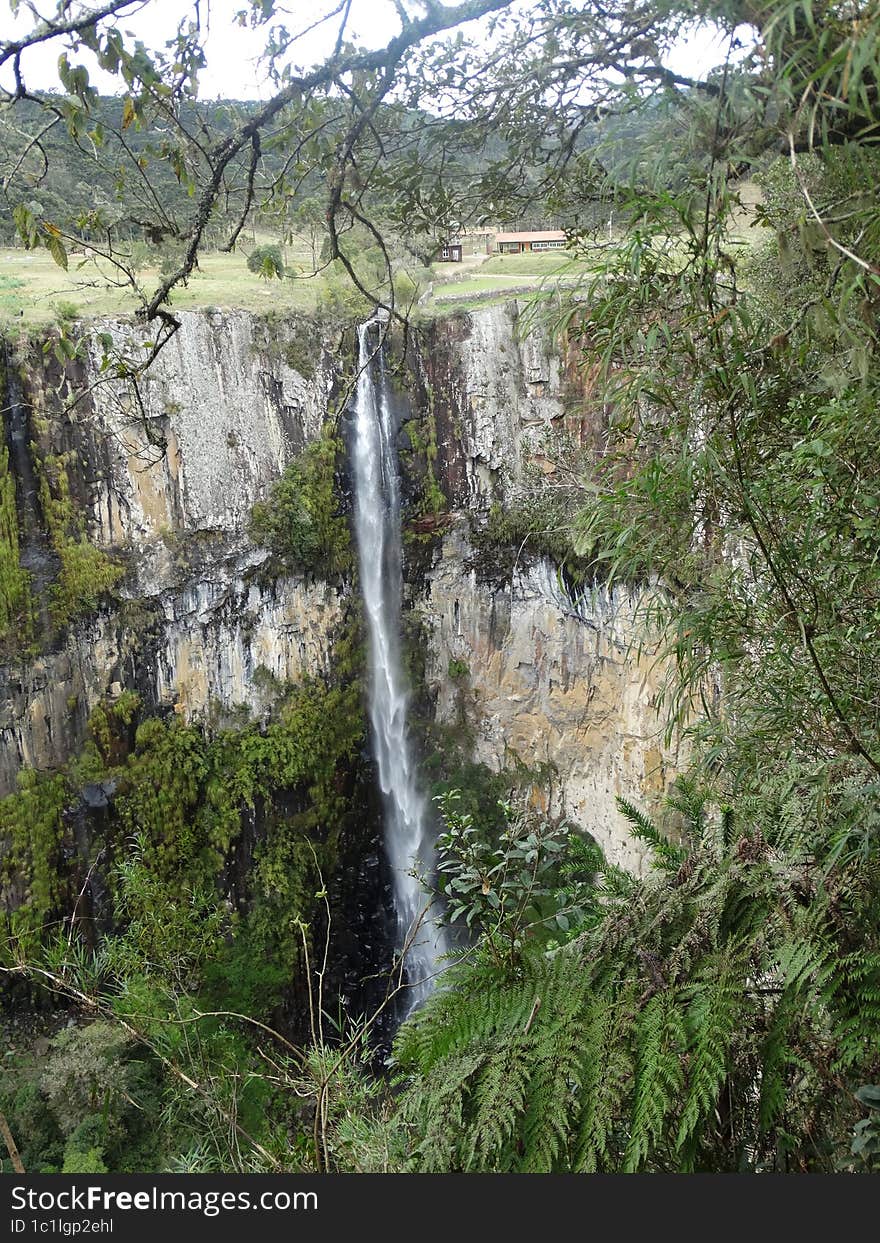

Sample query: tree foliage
[390,0,880,1177]
[395,784,880,1172]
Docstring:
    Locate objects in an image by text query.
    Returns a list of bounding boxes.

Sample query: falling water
[350,318,446,1013]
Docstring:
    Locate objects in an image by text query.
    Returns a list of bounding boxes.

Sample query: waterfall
[350,319,446,1013]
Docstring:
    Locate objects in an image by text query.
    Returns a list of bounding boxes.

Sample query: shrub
[35,452,124,631]
[247,243,285,280]
[472,490,591,587]
[54,300,81,323]
[51,538,125,629]
[41,1023,133,1137]
[62,1146,109,1174]
[249,430,351,577]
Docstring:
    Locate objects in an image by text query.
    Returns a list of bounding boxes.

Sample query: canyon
[0,300,677,937]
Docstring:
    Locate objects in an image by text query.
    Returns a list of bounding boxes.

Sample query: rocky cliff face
[408,305,674,872]
[0,310,343,789]
[1,302,674,870]
[419,527,671,874]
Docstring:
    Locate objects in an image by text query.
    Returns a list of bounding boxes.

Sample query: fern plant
[393,781,880,1172]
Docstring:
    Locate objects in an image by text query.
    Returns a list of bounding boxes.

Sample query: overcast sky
[4,0,400,97]
[1,0,747,100]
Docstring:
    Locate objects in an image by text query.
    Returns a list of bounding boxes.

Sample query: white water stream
[350,319,446,1011]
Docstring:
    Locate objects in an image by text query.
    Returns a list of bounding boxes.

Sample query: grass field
[432,274,537,297]
[0,245,559,325]
[0,183,765,326]
[0,245,329,327]
[478,251,589,277]
[427,249,592,306]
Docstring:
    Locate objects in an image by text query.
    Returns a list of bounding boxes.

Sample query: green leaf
[45,233,68,270]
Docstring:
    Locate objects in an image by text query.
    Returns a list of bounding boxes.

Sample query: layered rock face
[1,302,674,868]
[87,310,344,725]
[410,306,674,873]
[0,310,342,789]
[420,530,671,874]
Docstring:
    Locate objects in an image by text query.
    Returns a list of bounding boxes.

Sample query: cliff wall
[0,302,675,870]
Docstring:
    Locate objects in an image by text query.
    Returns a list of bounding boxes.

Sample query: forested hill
[1,94,247,245]
[0,92,572,252]
[1,84,688,259]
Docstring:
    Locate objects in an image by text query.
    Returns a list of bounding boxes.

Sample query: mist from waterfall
[350,319,446,1013]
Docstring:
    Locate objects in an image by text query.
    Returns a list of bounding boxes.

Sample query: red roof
[495,230,567,243]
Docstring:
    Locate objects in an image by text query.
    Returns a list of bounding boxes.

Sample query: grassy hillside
[0,244,321,325]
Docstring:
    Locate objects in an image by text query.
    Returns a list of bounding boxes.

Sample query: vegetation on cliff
[36,450,125,631]
[249,428,353,579]
[0,443,30,643]
[1,673,369,1172]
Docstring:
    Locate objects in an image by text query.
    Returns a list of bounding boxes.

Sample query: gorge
[0,299,675,1031]
[4,0,879,1176]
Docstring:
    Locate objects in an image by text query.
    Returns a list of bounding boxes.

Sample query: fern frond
[758,998,795,1136]
[625,990,686,1171]
[573,978,637,1171]
[665,775,708,845]
[823,950,880,1072]
[676,956,740,1151]
[616,795,685,871]
[520,955,585,1171]
[470,1035,532,1169]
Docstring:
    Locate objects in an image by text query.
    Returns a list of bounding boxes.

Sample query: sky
[4,0,409,97]
[1,0,751,100]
